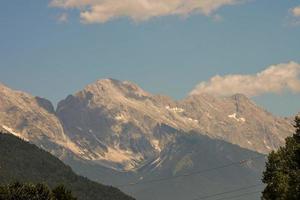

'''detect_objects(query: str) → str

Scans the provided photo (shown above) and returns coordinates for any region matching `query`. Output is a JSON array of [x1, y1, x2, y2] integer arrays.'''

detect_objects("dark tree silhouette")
[[262, 117, 300, 200], [0, 182, 76, 200], [52, 185, 77, 200]]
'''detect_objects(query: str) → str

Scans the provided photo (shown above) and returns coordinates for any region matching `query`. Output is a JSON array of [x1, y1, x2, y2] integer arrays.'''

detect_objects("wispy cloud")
[[50, 0, 243, 23], [190, 62, 300, 97], [291, 5, 300, 17], [288, 5, 300, 26]]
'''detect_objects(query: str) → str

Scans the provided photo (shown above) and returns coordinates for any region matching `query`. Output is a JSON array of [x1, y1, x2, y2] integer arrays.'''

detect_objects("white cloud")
[[291, 5, 300, 17], [190, 62, 300, 97], [50, 0, 242, 23], [289, 5, 300, 26]]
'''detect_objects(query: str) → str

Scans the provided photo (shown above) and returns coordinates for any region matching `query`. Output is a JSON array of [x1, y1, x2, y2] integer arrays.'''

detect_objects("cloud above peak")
[[291, 5, 300, 17], [190, 62, 300, 97], [50, 0, 242, 23]]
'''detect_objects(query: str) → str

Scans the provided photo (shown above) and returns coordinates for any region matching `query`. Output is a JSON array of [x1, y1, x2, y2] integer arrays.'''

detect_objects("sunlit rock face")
[[178, 93, 293, 154], [56, 79, 293, 170], [0, 83, 82, 159], [0, 79, 294, 171]]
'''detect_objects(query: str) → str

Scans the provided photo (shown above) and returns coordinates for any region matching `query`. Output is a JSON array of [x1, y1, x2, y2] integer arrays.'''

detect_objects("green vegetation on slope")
[[0, 182, 76, 200], [0, 132, 135, 200], [262, 117, 300, 199]]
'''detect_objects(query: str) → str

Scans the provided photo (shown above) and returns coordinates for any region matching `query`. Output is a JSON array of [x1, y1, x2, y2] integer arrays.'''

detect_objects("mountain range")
[[0, 79, 295, 200]]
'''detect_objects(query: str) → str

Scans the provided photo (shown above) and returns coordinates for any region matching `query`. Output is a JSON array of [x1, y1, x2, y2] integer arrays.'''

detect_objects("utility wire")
[[209, 190, 262, 200], [116, 155, 266, 188], [193, 183, 264, 200]]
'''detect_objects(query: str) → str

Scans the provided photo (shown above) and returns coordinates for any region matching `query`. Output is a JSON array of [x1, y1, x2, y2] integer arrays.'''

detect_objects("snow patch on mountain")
[[206, 112, 213, 119], [228, 113, 246, 122], [151, 139, 161, 152], [102, 147, 143, 170], [263, 139, 272, 150], [150, 156, 165, 171], [186, 117, 199, 123], [55, 139, 85, 156], [166, 106, 185, 113], [115, 113, 128, 122]]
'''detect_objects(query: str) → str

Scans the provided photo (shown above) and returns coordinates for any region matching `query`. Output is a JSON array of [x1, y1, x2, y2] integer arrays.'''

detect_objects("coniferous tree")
[[0, 182, 76, 200], [0, 182, 52, 200], [262, 117, 300, 200], [52, 185, 77, 200]]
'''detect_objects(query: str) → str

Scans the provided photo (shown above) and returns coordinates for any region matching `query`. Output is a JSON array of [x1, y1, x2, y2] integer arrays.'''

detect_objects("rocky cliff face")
[[0, 83, 82, 158], [56, 79, 293, 170], [179, 93, 293, 153], [0, 79, 294, 171], [0, 80, 295, 200]]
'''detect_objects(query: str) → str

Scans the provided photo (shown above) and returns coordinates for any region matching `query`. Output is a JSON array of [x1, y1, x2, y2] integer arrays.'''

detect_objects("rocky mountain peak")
[[0, 82, 7, 89], [0, 82, 11, 89], [35, 96, 55, 114], [0, 80, 296, 172], [0, 80, 296, 200], [81, 78, 150, 99], [0, 82, 29, 98], [187, 92, 251, 105], [230, 93, 249, 100], [229, 93, 254, 108], [0, 84, 83, 159]]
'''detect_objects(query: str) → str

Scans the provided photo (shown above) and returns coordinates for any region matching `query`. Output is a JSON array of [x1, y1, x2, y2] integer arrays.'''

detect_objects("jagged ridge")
[[0, 79, 294, 171]]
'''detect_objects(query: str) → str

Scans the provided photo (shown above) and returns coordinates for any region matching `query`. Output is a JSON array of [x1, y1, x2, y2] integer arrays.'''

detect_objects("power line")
[[193, 183, 264, 200], [116, 155, 266, 188], [210, 190, 262, 200]]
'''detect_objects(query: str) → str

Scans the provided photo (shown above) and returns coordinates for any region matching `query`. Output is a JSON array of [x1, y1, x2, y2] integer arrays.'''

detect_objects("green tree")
[[0, 182, 76, 200], [0, 182, 52, 200], [262, 117, 300, 200], [52, 185, 77, 200]]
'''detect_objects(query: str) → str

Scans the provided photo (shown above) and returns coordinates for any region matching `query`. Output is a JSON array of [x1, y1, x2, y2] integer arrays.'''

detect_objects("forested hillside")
[[0, 132, 135, 200]]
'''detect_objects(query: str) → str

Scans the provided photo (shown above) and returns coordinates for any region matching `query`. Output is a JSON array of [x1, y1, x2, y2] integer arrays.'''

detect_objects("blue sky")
[[0, 0, 300, 116]]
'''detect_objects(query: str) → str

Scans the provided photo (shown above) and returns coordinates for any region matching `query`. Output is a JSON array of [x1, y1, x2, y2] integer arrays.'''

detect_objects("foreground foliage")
[[262, 117, 300, 199], [0, 182, 76, 200]]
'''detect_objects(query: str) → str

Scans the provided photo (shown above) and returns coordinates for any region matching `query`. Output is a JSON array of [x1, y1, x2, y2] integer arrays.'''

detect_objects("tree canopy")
[[262, 117, 300, 200], [0, 182, 76, 200]]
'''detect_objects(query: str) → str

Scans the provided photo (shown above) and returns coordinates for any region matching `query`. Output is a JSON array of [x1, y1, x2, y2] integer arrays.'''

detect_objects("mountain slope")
[[67, 125, 266, 200], [56, 79, 293, 170], [0, 131, 135, 200], [179, 93, 293, 153], [0, 83, 82, 159], [0, 79, 294, 171], [0, 79, 294, 200]]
